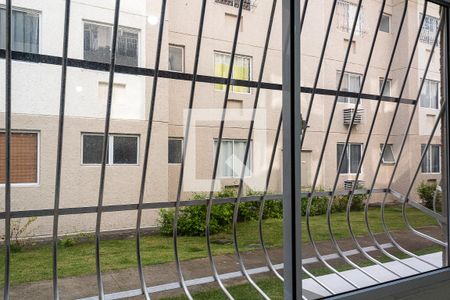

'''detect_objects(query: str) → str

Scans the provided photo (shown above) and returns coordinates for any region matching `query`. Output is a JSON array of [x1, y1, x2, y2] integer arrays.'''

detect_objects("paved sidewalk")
[[1, 226, 443, 299]]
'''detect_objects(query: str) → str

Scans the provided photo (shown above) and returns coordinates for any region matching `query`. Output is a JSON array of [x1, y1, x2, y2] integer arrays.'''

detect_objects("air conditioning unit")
[[343, 107, 364, 125], [344, 180, 364, 191]]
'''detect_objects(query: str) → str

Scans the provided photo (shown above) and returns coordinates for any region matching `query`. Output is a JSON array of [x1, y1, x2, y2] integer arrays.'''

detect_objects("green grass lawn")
[[0, 206, 440, 285]]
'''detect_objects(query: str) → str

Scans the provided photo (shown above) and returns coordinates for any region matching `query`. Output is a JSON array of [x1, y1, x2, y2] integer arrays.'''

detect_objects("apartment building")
[[0, 0, 442, 237]]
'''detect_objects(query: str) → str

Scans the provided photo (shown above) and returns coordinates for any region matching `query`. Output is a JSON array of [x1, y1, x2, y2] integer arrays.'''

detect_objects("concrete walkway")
[[2, 226, 443, 299]]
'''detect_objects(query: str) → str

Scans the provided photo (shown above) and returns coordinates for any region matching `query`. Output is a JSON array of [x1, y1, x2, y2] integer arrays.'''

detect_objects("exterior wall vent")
[[344, 179, 364, 190], [343, 107, 364, 125]]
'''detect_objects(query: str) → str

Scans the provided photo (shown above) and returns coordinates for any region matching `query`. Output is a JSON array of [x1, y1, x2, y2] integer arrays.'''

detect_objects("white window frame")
[[81, 133, 139, 166], [420, 79, 440, 109], [168, 44, 185, 72], [83, 20, 141, 67], [214, 139, 253, 178], [337, 143, 362, 175], [168, 137, 183, 164], [421, 144, 441, 174], [380, 143, 395, 164], [214, 51, 253, 94], [337, 71, 362, 103], [0, 130, 40, 187], [420, 14, 440, 45], [379, 13, 391, 33], [379, 78, 392, 97]]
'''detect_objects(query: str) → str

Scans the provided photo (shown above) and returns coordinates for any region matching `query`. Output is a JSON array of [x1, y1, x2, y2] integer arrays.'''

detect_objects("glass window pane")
[[380, 78, 391, 97], [233, 141, 251, 177], [83, 135, 104, 164], [168, 139, 182, 164], [0, 9, 39, 53], [337, 143, 348, 174], [214, 52, 230, 91], [113, 136, 138, 164], [431, 81, 439, 109], [381, 144, 395, 163], [84, 23, 112, 64], [421, 144, 430, 173], [421, 80, 431, 108], [379, 14, 390, 33], [432, 145, 440, 173], [350, 144, 361, 173], [215, 140, 233, 177], [169, 45, 184, 72], [117, 28, 138, 66], [338, 72, 348, 103]]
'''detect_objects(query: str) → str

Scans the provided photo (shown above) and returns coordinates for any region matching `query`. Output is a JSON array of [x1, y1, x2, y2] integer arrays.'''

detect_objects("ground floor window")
[[337, 143, 362, 174], [0, 132, 38, 184], [214, 139, 252, 178], [421, 144, 440, 174], [82, 133, 138, 165]]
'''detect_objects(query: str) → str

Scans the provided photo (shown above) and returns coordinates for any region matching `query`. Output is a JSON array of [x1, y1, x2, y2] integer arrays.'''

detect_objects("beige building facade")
[[0, 0, 443, 237]]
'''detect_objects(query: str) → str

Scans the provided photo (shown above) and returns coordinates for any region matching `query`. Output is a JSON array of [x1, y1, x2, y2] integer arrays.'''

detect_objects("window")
[[420, 79, 439, 109], [169, 44, 184, 72], [0, 132, 38, 184], [214, 140, 252, 178], [0, 8, 39, 53], [380, 144, 395, 164], [337, 71, 361, 103], [421, 144, 440, 173], [379, 14, 391, 33], [214, 52, 252, 93], [84, 22, 139, 67], [168, 138, 183, 164], [379, 78, 392, 97], [337, 143, 362, 174], [214, 0, 253, 10], [336, 0, 364, 35], [82, 134, 138, 165], [420, 14, 440, 45]]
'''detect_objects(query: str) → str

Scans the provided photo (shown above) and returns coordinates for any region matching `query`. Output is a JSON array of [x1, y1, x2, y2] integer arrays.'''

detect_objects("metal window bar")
[[95, 1, 121, 298], [1, 0, 450, 300]]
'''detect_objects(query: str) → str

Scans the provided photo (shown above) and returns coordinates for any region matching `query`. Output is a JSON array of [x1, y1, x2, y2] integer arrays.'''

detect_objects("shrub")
[[59, 237, 77, 248], [417, 181, 441, 211]]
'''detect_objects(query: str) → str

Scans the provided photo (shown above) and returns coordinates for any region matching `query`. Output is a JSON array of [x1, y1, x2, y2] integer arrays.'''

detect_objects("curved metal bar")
[[259, 116, 284, 282], [399, 86, 447, 246], [3, 0, 12, 299], [135, 1, 168, 299], [304, 0, 364, 288], [205, 0, 245, 298], [300, 0, 338, 148], [231, 1, 277, 297], [172, 1, 207, 299], [341, 0, 422, 273], [377, 7, 444, 268], [324, 0, 402, 280], [356, 1, 440, 269], [94, 1, 121, 299], [52, 1, 72, 299], [302, 266, 335, 295]]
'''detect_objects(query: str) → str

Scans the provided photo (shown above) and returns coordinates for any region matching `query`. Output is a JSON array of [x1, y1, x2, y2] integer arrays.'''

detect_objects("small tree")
[[417, 181, 441, 211]]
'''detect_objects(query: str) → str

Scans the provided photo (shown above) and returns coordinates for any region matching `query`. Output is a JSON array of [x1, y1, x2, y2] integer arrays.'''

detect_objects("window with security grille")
[[84, 22, 139, 66], [337, 143, 362, 174], [420, 79, 439, 109], [82, 134, 138, 165], [214, 139, 252, 178], [420, 14, 440, 45], [421, 144, 441, 173], [337, 71, 361, 103], [0, 132, 38, 184], [0, 8, 39, 53], [214, 52, 252, 93], [336, 0, 364, 35]]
